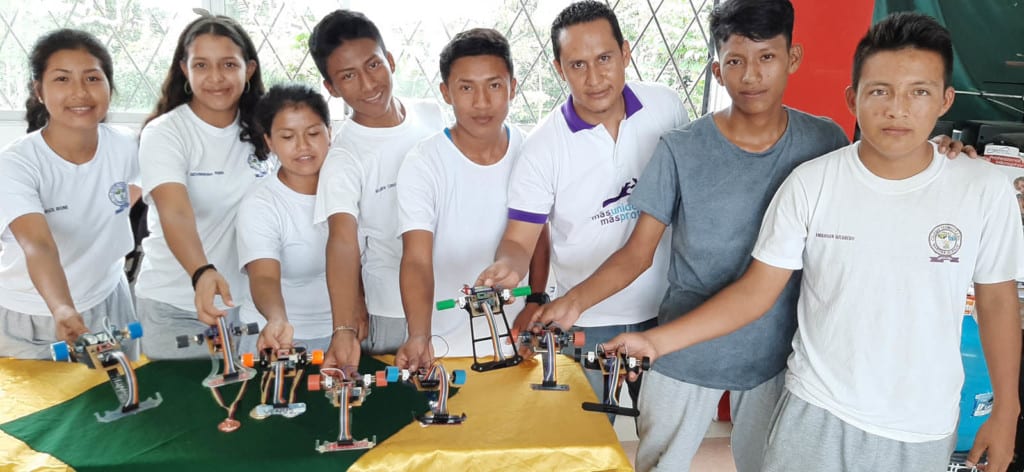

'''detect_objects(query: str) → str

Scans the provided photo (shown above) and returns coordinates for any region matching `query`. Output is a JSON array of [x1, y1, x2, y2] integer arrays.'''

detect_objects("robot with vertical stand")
[[435, 285, 531, 372], [176, 317, 259, 387], [308, 368, 390, 452], [242, 347, 324, 419], [514, 324, 585, 391], [580, 345, 650, 417], [384, 363, 467, 425], [50, 320, 162, 422]]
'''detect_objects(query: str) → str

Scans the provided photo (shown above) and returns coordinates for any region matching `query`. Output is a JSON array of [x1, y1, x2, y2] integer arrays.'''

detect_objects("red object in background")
[[716, 391, 731, 422], [784, 0, 875, 140]]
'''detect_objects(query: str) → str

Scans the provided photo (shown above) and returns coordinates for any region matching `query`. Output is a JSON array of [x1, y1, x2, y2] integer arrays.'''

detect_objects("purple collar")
[[560, 84, 643, 133]]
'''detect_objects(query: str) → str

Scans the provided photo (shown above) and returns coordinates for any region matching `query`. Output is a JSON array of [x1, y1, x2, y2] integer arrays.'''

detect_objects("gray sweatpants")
[[361, 314, 407, 354], [137, 297, 242, 360], [0, 276, 138, 360], [636, 368, 785, 472], [763, 388, 956, 472]]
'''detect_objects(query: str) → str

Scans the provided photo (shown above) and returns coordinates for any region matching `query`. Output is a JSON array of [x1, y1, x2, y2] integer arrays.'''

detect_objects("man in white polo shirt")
[[477, 0, 688, 407]]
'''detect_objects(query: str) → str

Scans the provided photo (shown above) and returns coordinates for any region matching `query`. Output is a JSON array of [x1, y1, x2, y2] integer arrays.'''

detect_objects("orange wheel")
[[307, 374, 321, 391], [375, 370, 387, 386], [241, 352, 255, 368], [573, 331, 586, 348], [311, 349, 324, 365]]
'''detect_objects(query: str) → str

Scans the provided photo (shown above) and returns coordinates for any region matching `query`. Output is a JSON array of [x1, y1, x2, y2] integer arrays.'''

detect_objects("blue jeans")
[[566, 317, 658, 423]]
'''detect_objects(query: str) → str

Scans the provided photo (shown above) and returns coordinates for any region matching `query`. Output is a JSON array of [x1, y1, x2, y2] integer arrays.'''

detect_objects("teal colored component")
[[385, 366, 400, 383], [452, 370, 466, 386], [956, 313, 993, 452], [50, 341, 70, 362], [127, 321, 143, 339]]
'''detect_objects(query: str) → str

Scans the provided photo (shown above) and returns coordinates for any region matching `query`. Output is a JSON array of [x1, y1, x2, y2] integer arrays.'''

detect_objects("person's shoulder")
[[791, 141, 856, 176], [787, 108, 849, 140], [140, 105, 188, 141], [405, 130, 448, 163], [99, 124, 140, 152], [239, 177, 280, 211], [402, 98, 445, 125], [630, 81, 677, 100], [0, 130, 42, 160]]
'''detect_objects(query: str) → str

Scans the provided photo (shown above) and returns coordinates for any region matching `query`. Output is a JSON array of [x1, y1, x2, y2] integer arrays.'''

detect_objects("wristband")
[[191, 264, 217, 290], [332, 325, 358, 337], [526, 292, 551, 305]]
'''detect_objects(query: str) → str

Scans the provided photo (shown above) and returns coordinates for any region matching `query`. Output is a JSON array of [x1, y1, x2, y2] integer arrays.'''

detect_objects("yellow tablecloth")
[[0, 355, 632, 471]]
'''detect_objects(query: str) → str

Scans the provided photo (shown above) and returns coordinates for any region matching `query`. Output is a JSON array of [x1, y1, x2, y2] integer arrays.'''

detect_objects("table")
[[0, 354, 632, 471]]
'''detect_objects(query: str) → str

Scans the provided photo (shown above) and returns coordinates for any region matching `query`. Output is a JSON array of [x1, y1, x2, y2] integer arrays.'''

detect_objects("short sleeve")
[[138, 124, 189, 200], [236, 188, 283, 272], [313, 147, 362, 225], [0, 152, 44, 230], [506, 134, 557, 223], [751, 172, 810, 270], [973, 175, 1024, 284], [396, 145, 439, 236], [631, 136, 680, 226]]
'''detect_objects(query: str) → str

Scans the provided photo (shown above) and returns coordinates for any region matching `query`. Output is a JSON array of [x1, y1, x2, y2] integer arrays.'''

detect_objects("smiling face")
[[553, 18, 630, 125], [712, 34, 800, 117], [35, 48, 111, 133], [180, 33, 256, 126], [441, 54, 516, 142], [322, 37, 398, 127], [264, 104, 330, 181], [846, 47, 954, 168]]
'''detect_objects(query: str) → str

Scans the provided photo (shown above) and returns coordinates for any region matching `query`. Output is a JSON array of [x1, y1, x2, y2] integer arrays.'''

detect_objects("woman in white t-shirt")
[[236, 84, 333, 355], [136, 15, 273, 359], [0, 29, 139, 359]]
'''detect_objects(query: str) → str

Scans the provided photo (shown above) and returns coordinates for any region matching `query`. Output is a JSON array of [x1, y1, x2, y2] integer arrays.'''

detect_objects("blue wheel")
[[127, 321, 143, 339], [50, 341, 70, 362], [452, 369, 466, 386], [385, 365, 400, 383]]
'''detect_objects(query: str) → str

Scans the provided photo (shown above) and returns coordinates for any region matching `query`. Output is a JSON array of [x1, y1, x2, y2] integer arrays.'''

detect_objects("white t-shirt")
[[397, 127, 526, 357], [236, 175, 331, 340], [136, 104, 276, 311], [0, 124, 138, 315], [507, 82, 689, 326], [314, 99, 444, 319], [753, 142, 1024, 442]]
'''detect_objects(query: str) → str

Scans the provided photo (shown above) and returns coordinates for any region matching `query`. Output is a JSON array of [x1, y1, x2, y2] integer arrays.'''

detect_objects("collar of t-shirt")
[[850, 140, 944, 195], [443, 125, 510, 142], [559, 84, 643, 133], [182, 103, 240, 138]]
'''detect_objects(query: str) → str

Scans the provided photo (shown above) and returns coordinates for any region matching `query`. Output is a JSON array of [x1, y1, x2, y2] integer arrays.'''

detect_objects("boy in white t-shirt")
[[394, 28, 547, 368], [308, 10, 445, 371], [609, 13, 1024, 472]]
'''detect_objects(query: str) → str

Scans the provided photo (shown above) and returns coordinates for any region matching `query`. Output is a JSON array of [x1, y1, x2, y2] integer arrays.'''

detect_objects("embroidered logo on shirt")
[[602, 178, 637, 207], [928, 224, 961, 263], [590, 178, 641, 227], [248, 154, 269, 178], [108, 181, 129, 214]]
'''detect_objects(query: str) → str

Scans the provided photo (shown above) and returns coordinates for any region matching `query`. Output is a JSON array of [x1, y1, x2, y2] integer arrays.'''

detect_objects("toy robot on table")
[[435, 285, 531, 372], [308, 367, 390, 453], [384, 362, 467, 425], [175, 317, 259, 388], [513, 323, 585, 391], [580, 345, 650, 417], [242, 347, 324, 419], [50, 320, 163, 422]]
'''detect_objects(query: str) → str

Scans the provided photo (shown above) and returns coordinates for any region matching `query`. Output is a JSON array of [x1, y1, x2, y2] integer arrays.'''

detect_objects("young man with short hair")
[[609, 12, 1023, 472], [308, 10, 444, 370]]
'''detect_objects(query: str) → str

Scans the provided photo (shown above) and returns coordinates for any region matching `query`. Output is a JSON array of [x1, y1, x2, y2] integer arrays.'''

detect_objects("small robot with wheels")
[[514, 324, 585, 391], [308, 368, 390, 452], [436, 285, 531, 372], [580, 345, 650, 417], [242, 347, 324, 419], [50, 320, 163, 422], [384, 363, 467, 425], [175, 317, 259, 387]]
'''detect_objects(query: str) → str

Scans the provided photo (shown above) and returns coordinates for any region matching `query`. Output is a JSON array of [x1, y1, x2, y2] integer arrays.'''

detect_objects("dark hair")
[[439, 28, 513, 83], [25, 29, 115, 133], [852, 12, 953, 89], [550, 1, 624, 61], [309, 10, 387, 83], [144, 15, 268, 159], [254, 84, 330, 137], [709, 0, 794, 50]]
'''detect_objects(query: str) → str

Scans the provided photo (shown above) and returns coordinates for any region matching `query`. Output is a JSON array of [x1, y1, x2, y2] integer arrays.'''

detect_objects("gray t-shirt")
[[630, 107, 849, 390]]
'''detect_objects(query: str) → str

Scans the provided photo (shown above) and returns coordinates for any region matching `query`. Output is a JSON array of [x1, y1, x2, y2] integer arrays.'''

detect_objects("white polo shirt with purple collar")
[[507, 82, 689, 327]]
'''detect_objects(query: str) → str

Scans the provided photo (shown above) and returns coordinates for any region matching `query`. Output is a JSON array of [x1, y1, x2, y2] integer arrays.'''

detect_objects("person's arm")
[[395, 230, 435, 371], [966, 280, 1021, 471], [512, 224, 551, 334], [322, 213, 366, 371], [476, 220, 545, 289], [535, 213, 667, 330], [607, 259, 793, 364], [8, 214, 88, 343], [149, 183, 232, 324], [245, 258, 293, 351]]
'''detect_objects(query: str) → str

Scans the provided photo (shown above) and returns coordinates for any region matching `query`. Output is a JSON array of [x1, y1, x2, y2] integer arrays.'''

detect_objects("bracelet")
[[332, 325, 358, 337], [191, 264, 217, 290]]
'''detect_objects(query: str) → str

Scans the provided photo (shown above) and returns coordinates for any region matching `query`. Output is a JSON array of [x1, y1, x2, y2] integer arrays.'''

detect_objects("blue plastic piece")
[[127, 321, 143, 339], [50, 341, 70, 362], [385, 366, 400, 383], [452, 369, 466, 386], [956, 313, 993, 452]]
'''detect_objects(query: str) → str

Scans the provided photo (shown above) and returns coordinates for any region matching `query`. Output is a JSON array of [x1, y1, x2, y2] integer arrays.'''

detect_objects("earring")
[[244, 81, 251, 94], [184, 81, 193, 95]]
